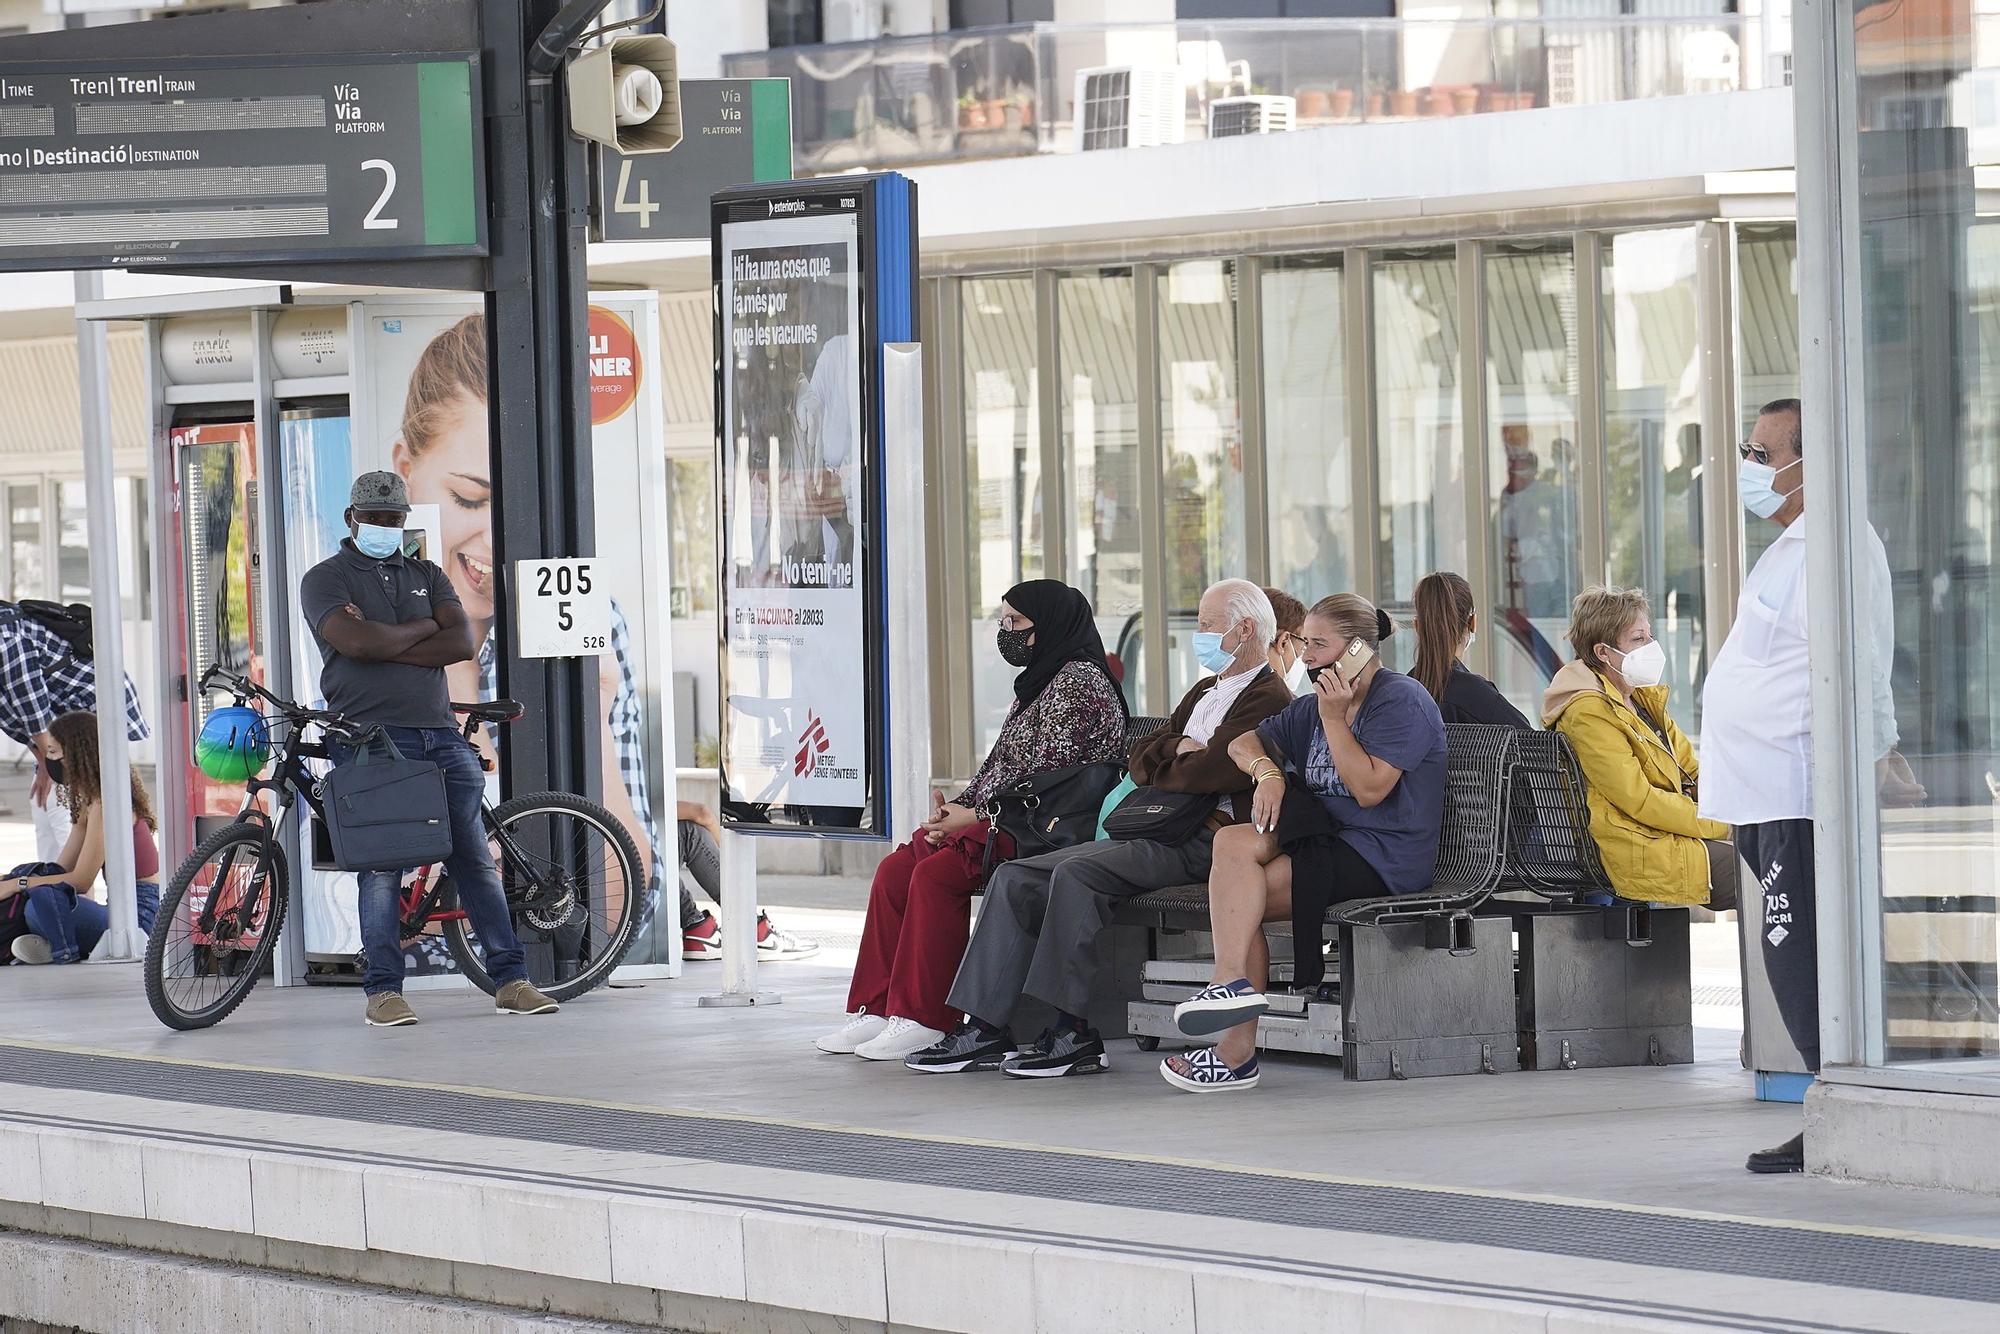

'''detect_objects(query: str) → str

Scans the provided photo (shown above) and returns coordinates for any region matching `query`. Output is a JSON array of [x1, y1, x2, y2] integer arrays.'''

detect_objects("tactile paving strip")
[[0, 1041, 1992, 1307]]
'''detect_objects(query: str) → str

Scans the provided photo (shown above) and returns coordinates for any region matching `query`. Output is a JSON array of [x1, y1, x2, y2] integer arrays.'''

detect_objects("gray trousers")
[[948, 828, 1216, 1027]]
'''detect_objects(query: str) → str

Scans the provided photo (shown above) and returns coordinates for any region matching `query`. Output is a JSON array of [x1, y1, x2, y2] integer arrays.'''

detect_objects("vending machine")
[[134, 291, 679, 986]]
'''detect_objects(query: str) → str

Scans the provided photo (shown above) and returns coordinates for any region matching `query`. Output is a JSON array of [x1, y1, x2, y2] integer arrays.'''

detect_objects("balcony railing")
[[721, 17, 1760, 175]]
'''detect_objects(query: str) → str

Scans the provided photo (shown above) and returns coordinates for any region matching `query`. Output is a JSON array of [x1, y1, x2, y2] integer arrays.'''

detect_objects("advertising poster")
[[717, 212, 871, 825], [323, 300, 677, 971]]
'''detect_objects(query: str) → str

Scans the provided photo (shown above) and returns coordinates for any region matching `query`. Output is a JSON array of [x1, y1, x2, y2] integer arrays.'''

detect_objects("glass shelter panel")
[[963, 275, 1046, 751], [1261, 254, 1352, 610], [7, 483, 41, 601], [1372, 250, 1465, 668], [1485, 240, 1582, 720], [1058, 269, 1143, 711], [1843, 19, 2000, 1072], [1736, 223, 1800, 573], [1604, 227, 1707, 735], [1160, 260, 1245, 704]]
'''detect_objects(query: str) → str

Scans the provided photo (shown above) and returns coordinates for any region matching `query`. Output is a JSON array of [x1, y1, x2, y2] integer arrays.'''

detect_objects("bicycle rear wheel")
[[144, 822, 288, 1031], [443, 790, 647, 1001]]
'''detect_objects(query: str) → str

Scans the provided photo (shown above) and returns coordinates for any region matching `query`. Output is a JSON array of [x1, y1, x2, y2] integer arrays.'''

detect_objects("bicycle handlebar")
[[197, 665, 368, 744]]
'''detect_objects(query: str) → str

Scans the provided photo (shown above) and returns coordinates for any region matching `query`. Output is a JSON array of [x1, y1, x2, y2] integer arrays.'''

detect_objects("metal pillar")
[[482, 0, 600, 805], [73, 269, 138, 961]]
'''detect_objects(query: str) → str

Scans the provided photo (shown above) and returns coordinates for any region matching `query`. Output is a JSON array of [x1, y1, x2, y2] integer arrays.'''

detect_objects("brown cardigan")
[[1127, 666, 1298, 824]]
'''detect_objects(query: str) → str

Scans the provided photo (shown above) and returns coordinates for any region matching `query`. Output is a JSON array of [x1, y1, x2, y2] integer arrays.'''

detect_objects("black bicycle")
[[143, 665, 647, 1031]]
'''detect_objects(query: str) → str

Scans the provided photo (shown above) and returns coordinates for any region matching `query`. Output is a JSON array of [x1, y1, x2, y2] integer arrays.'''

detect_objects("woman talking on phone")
[[1160, 593, 1447, 1092]]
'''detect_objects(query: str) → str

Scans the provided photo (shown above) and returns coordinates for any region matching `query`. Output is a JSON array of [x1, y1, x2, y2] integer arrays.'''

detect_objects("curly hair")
[[49, 710, 157, 830]]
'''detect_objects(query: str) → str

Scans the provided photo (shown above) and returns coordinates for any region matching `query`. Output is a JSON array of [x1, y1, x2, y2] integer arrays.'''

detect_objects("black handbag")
[[981, 761, 1124, 871], [1100, 785, 1218, 846], [321, 727, 453, 872]]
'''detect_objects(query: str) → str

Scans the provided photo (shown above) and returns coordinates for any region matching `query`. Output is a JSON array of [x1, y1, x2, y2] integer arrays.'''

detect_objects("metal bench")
[[1121, 723, 1522, 1079], [1494, 729, 1694, 1072]]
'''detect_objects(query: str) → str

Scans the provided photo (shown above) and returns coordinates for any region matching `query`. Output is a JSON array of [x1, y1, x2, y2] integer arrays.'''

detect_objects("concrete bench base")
[[1340, 917, 1522, 1080], [1513, 905, 1695, 1071]]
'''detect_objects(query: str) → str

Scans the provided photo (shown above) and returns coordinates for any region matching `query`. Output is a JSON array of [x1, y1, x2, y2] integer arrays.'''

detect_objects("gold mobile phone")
[[1333, 639, 1374, 686]]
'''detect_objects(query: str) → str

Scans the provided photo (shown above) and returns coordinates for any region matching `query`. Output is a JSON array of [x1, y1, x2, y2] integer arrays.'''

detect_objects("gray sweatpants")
[[678, 822, 721, 929], [948, 828, 1216, 1027]]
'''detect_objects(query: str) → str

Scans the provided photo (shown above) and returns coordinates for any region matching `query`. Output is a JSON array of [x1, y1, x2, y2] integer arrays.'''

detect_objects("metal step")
[[1127, 998, 1343, 1057]]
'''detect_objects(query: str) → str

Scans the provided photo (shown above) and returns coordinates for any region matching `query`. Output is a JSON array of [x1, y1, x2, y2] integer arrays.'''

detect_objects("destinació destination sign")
[[0, 54, 485, 271]]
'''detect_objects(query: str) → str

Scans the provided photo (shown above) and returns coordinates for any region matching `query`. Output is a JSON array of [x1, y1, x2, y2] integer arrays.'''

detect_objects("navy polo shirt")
[[299, 539, 460, 728]]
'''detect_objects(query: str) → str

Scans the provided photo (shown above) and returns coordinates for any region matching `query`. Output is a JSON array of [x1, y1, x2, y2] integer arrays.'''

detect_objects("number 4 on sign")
[[614, 159, 658, 228]]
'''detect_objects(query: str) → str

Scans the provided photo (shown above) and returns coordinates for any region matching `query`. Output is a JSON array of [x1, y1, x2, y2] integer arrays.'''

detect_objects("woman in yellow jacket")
[[1541, 587, 1737, 909]]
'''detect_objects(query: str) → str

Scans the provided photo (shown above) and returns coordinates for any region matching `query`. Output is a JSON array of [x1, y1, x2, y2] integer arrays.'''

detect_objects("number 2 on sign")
[[614, 160, 659, 229], [362, 160, 399, 230]]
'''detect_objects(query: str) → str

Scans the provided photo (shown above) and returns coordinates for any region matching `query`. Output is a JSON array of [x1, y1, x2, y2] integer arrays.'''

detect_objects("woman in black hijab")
[[818, 579, 1128, 1062]]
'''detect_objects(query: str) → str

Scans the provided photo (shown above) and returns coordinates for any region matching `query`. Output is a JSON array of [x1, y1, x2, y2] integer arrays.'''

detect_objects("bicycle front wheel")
[[144, 822, 288, 1031], [443, 790, 647, 1001]]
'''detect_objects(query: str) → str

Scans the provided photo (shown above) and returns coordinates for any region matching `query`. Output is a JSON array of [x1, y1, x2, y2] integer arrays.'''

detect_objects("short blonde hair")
[[1567, 586, 1649, 664]]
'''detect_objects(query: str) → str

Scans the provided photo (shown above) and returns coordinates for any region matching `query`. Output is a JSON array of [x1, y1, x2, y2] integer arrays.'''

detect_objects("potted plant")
[[1329, 88, 1354, 118], [958, 92, 984, 130], [1452, 86, 1480, 115], [1299, 89, 1332, 119], [1366, 91, 1386, 119], [1390, 89, 1417, 117], [983, 95, 1008, 127]]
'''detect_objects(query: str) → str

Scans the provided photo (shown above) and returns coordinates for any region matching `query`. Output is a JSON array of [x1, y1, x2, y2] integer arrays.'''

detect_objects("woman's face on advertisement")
[[395, 391, 494, 621]]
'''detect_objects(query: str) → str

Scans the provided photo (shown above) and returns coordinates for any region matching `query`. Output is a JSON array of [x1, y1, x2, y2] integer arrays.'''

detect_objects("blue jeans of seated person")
[[344, 727, 526, 996], [6, 862, 159, 962]]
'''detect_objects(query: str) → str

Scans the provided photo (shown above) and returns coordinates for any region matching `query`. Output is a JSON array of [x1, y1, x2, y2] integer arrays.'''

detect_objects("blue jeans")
[[347, 727, 526, 995], [7, 862, 158, 962]]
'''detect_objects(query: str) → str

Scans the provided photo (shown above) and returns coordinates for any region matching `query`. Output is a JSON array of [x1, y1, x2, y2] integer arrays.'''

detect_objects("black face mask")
[[997, 627, 1034, 667], [1304, 664, 1328, 685], [44, 756, 64, 785]]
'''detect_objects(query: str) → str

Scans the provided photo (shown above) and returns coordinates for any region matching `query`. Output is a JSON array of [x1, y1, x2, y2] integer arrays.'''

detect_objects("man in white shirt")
[[907, 580, 1296, 1078], [1699, 398, 1919, 1175]]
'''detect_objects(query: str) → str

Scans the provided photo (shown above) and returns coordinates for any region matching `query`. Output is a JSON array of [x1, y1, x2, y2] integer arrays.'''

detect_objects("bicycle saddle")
[[452, 699, 527, 723]]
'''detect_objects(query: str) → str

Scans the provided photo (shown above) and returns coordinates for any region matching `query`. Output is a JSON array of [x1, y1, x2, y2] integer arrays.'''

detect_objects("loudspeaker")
[[567, 35, 682, 155]]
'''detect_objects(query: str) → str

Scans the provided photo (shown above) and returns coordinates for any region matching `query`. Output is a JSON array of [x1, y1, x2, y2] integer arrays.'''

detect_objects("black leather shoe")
[[903, 1022, 1016, 1073], [1746, 1132, 1805, 1174]]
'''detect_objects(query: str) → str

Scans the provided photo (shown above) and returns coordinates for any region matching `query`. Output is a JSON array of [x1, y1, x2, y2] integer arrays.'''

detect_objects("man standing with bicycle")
[[299, 472, 559, 1027]]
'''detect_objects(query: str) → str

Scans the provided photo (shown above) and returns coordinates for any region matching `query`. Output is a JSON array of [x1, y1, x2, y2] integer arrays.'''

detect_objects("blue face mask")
[[354, 522, 405, 559], [1192, 628, 1238, 675], [1738, 455, 1801, 520]]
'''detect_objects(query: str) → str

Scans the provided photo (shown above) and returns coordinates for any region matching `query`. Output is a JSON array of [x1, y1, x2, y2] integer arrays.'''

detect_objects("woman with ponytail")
[[1410, 572, 1531, 728], [1160, 593, 1447, 1092]]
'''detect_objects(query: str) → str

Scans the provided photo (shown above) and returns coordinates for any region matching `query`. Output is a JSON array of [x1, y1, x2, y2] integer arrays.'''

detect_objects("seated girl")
[[1, 711, 160, 964]]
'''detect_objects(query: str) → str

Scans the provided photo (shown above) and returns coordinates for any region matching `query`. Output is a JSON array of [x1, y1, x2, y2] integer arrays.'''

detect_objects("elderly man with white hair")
[[905, 579, 1298, 1078]]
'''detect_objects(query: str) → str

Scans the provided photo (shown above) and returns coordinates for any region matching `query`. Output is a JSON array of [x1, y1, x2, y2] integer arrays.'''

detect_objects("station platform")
[[0, 936, 1993, 1334]]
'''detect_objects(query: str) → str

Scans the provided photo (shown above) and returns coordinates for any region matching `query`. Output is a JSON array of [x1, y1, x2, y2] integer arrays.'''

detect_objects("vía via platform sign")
[[0, 54, 485, 271]]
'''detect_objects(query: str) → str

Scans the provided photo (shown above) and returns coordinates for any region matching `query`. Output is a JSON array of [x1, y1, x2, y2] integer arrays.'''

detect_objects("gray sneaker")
[[364, 992, 418, 1027], [10, 935, 52, 966], [495, 979, 560, 1016]]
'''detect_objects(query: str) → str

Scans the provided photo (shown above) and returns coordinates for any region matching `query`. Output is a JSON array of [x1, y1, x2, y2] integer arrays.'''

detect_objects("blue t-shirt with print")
[[1255, 669, 1448, 893]]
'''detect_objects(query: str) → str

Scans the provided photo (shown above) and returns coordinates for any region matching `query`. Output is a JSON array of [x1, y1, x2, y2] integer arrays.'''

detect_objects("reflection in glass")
[[58, 479, 90, 602], [1059, 269, 1141, 711], [963, 275, 1044, 751], [1736, 223, 1799, 573], [1160, 260, 1244, 704], [1372, 250, 1464, 669], [1485, 240, 1581, 719], [1604, 227, 1706, 734], [1849, 20, 2000, 1068], [1262, 254, 1350, 611]]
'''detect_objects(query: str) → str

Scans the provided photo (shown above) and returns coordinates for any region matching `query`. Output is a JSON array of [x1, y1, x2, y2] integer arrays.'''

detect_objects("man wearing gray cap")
[[298, 471, 558, 1027]]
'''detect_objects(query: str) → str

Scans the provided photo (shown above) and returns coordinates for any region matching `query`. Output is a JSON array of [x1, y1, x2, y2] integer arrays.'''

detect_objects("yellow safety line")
[[2, 1034, 1993, 1253]]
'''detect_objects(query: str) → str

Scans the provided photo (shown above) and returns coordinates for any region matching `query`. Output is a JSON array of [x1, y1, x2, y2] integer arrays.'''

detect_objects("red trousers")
[[847, 824, 1009, 1032]]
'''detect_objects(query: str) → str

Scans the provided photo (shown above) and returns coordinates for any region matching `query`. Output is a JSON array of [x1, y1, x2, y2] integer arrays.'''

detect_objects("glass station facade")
[[916, 218, 1804, 776]]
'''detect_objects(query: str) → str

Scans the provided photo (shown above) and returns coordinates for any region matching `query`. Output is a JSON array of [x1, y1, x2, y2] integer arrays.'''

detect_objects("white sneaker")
[[854, 1016, 948, 1062], [816, 1012, 889, 1054], [10, 935, 52, 966]]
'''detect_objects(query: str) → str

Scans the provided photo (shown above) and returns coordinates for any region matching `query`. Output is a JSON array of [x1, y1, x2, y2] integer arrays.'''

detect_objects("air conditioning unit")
[[1208, 95, 1295, 138], [1073, 65, 1187, 152]]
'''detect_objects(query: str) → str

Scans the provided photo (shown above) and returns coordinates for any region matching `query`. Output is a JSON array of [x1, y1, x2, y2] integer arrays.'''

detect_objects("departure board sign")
[[0, 55, 485, 271], [594, 79, 792, 243]]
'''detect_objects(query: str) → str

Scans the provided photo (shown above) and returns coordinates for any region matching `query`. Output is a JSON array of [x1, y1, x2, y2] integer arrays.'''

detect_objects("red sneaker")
[[756, 912, 820, 960], [682, 911, 723, 960]]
